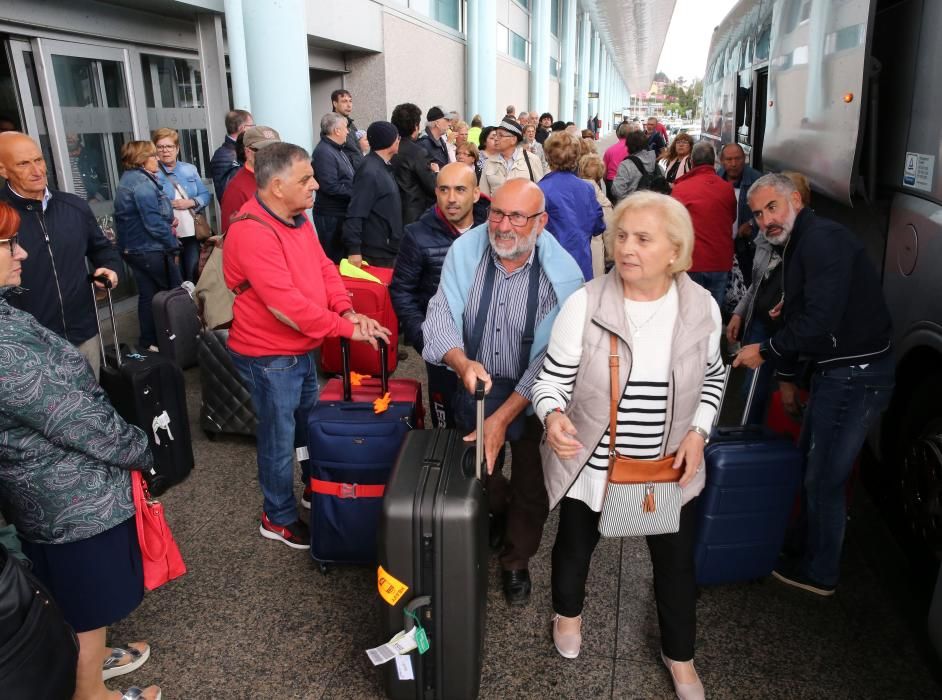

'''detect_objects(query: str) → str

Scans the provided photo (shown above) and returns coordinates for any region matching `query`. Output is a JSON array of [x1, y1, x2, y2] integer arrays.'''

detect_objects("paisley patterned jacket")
[[0, 292, 154, 544]]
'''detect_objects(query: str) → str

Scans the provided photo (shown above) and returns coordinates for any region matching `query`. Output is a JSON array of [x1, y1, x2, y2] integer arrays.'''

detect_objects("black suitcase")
[[152, 286, 201, 368], [197, 328, 257, 438], [377, 381, 487, 700], [92, 276, 194, 496]]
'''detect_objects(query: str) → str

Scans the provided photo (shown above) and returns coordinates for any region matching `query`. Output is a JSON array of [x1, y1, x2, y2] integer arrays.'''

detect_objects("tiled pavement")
[[104, 342, 942, 699]]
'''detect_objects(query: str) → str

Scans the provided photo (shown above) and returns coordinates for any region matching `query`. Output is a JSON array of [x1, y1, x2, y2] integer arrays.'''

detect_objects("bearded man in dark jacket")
[[391, 162, 487, 427]]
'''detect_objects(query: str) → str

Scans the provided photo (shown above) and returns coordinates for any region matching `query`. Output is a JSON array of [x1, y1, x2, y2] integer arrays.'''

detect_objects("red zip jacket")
[[224, 195, 355, 356], [671, 164, 737, 272]]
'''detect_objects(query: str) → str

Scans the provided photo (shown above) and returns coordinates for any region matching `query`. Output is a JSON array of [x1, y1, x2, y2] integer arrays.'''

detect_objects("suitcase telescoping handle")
[[711, 362, 763, 430], [89, 273, 122, 369], [339, 336, 389, 401], [474, 378, 486, 481]]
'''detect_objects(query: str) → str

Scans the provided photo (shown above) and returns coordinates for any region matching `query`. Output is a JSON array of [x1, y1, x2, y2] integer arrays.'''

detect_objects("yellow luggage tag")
[[339, 258, 382, 284]]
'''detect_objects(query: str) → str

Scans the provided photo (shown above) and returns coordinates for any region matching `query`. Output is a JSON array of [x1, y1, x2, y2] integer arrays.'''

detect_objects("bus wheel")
[[898, 377, 942, 559]]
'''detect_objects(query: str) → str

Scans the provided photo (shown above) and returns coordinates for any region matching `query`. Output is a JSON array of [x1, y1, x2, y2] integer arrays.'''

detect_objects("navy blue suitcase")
[[694, 367, 803, 585], [307, 341, 417, 569]]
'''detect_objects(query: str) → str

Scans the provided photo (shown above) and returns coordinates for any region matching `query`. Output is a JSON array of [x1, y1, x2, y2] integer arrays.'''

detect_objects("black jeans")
[[124, 250, 182, 348], [551, 496, 698, 661], [311, 213, 344, 264]]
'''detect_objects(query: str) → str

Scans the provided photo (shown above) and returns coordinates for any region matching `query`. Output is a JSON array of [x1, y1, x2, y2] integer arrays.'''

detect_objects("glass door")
[[32, 38, 142, 300]]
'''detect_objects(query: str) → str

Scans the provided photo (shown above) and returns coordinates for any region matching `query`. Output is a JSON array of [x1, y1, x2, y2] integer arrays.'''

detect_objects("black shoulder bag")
[[0, 543, 79, 698], [451, 251, 542, 440], [522, 148, 536, 182]]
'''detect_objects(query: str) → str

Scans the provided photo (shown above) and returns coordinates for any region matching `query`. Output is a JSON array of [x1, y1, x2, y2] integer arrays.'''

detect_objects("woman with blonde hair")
[[577, 152, 613, 276], [538, 132, 606, 280], [533, 191, 723, 700]]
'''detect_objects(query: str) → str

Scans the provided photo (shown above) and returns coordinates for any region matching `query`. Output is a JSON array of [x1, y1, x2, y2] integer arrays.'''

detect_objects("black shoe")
[[502, 568, 531, 606], [488, 512, 507, 551]]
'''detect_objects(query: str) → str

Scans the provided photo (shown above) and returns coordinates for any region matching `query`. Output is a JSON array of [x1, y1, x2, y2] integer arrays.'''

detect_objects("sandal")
[[120, 686, 162, 700], [103, 642, 150, 680]]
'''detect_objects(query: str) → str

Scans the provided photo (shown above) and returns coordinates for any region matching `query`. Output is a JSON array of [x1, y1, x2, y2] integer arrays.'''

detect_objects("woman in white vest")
[[532, 191, 724, 700]]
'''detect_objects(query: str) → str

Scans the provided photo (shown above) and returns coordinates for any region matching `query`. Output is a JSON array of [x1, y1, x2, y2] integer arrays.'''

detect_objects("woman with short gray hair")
[[533, 191, 724, 699]]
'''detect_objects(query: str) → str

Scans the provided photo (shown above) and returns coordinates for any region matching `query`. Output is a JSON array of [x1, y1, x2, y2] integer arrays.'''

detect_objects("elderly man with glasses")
[[422, 178, 584, 606]]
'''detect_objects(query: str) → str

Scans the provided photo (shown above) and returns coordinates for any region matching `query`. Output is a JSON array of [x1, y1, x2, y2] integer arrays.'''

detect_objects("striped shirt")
[[422, 246, 558, 400], [532, 283, 724, 510]]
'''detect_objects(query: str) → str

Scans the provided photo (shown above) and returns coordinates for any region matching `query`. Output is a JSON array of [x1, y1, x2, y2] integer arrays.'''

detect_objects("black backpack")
[[627, 155, 672, 194]]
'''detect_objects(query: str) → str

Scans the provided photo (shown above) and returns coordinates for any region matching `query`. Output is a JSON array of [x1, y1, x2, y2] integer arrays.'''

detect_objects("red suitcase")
[[320, 265, 399, 376], [319, 339, 425, 429]]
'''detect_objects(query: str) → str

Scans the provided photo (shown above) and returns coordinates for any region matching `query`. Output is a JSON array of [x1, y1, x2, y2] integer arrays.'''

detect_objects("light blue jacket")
[[156, 160, 211, 211]]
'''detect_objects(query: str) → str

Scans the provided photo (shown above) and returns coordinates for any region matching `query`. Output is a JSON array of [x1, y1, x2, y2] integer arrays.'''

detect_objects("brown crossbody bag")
[[597, 334, 682, 537]]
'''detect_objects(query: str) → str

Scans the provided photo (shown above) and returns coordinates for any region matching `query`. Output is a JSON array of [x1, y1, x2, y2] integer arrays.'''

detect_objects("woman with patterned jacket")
[[0, 200, 162, 700]]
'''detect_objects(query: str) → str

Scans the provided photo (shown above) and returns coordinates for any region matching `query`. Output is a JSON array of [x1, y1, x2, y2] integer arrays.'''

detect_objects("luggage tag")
[[365, 627, 418, 666], [405, 609, 430, 655]]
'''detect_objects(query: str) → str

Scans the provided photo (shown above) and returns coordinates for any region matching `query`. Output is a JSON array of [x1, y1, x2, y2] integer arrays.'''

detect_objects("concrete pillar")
[[241, 0, 312, 149], [577, 12, 591, 131], [558, 0, 578, 123], [467, 0, 496, 125], [589, 31, 600, 123], [599, 47, 608, 131], [529, 0, 551, 117], [195, 13, 229, 150], [223, 0, 251, 112]]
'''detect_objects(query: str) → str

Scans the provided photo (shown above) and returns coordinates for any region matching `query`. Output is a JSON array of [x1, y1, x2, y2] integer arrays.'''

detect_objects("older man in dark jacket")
[[0, 131, 121, 378], [735, 173, 894, 598], [391, 162, 486, 427], [210, 109, 253, 200], [343, 122, 402, 268], [390, 103, 439, 226], [718, 142, 762, 285], [312, 112, 355, 262]]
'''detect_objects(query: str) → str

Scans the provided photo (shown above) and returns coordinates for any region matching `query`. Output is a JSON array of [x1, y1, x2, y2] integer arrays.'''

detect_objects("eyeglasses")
[[155, 144, 177, 151], [488, 209, 544, 227], [4, 234, 19, 255]]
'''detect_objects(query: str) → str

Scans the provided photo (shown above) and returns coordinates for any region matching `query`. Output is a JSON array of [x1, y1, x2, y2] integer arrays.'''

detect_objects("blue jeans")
[[124, 250, 182, 348], [688, 271, 729, 310], [795, 354, 894, 585], [178, 236, 201, 283], [229, 349, 319, 526]]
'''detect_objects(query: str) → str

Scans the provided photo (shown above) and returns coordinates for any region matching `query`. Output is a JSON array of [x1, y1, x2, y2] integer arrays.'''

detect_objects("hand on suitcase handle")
[[350, 315, 391, 350], [90, 269, 118, 290]]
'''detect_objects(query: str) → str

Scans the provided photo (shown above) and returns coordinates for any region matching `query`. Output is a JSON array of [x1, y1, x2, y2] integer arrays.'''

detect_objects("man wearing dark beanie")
[[344, 121, 403, 268]]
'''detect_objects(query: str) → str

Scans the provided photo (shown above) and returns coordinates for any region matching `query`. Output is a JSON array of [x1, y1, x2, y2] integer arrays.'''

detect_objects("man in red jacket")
[[671, 141, 737, 308], [224, 142, 390, 548]]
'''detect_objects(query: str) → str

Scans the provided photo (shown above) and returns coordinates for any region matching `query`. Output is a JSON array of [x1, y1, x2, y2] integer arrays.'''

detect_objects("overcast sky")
[[656, 0, 740, 82]]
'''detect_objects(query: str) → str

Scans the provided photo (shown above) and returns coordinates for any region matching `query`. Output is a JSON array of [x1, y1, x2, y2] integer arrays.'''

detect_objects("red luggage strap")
[[309, 478, 385, 499]]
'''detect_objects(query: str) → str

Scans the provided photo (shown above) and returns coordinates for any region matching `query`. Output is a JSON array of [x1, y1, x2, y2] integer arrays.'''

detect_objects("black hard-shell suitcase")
[[197, 328, 257, 438], [378, 381, 487, 700], [92, 276, 194, 496], [152, 286, 201, 368], [694, 366, 803, 585]]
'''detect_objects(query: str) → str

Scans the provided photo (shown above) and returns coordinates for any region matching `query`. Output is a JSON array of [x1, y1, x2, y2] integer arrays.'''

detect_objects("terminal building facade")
[[0, 0, 670, 231]]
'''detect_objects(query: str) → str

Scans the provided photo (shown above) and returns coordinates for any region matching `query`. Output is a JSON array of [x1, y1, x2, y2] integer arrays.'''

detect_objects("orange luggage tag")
[[373, 392, 392, 414]]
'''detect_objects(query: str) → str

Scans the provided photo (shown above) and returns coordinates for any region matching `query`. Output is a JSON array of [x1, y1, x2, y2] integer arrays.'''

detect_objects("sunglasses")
[[5, 234, 19, 255]]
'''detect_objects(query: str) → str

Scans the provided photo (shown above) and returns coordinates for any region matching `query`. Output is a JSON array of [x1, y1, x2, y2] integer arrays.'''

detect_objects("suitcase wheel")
[[203, 429, 217, 441], [317, 561, 329, 575]]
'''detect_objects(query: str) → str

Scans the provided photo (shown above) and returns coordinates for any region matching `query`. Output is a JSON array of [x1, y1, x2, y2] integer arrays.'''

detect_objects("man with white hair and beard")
[[734, 173, 894, 597], [422, 178, 584, 606]]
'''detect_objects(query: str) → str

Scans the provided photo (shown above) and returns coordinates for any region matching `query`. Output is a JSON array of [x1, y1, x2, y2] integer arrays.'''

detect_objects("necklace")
[[626, 294, 669, 336]]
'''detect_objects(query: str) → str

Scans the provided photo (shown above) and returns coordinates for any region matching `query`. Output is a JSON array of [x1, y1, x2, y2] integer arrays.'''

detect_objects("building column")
[[599, 46, 609, 130], [467, 0, 496, 125], [558, 0, 577, 123], [589, 31, 600, 124], [577, 12, 591, 131], [223, 0, 251, 112], [196, 13, 229, 150], [529, 0, 551, 116], [241, 0, 312, 149]]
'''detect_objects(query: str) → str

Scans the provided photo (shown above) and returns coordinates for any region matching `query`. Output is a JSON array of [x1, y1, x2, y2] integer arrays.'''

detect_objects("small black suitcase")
[[152, 286, 201, 368], [92, 276, 194, 496], [377, 382, 487, 700], [197, 328, 257, 438]]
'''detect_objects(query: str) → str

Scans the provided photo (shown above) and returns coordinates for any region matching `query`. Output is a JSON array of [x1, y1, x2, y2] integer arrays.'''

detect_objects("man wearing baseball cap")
[[479, 116, 545, 198], [343, 121, 403, 268], [221, 125, 284, 233], [418, 106, 453, 168]]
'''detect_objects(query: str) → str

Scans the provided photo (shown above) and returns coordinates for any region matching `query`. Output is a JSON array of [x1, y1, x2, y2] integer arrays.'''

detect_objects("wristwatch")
[[690, 426, 710, 444]]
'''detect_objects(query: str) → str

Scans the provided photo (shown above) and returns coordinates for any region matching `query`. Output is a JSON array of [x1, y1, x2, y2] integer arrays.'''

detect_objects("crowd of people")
[[0, 88, 895, 699]]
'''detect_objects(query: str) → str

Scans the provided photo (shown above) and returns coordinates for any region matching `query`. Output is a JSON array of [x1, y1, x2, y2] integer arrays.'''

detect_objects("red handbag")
[[132, 471, 186, 590]]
